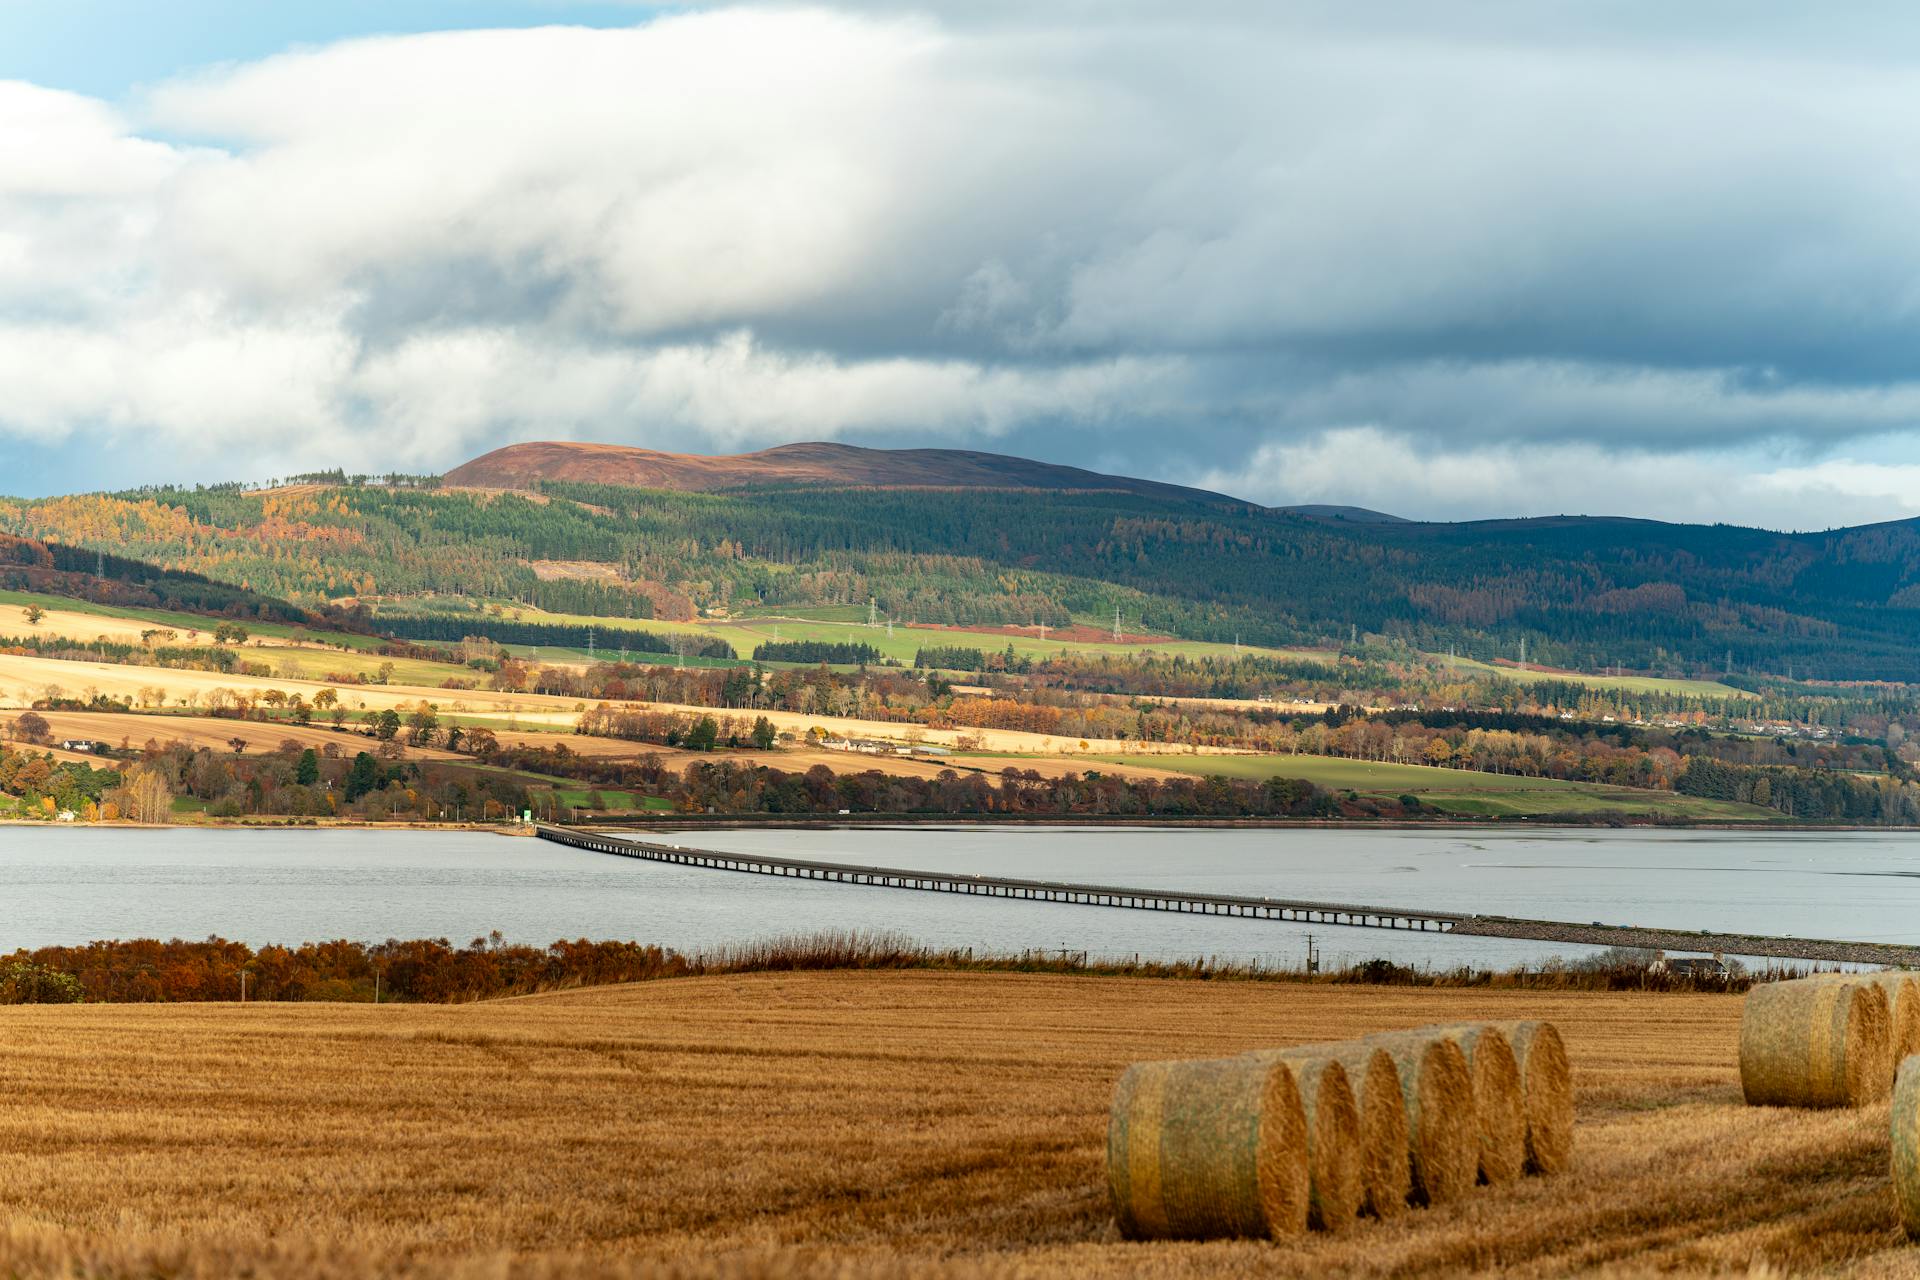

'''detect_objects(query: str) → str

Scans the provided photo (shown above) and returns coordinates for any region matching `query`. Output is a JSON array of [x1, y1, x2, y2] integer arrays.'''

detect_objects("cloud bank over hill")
[[5, 3, 1920, 525]]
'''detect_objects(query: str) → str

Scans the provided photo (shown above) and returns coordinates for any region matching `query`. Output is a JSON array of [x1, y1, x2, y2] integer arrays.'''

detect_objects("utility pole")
[[238, 971, 251, 1003], [1304, 934, 1320, 975], [374, 968, 382, 1005]]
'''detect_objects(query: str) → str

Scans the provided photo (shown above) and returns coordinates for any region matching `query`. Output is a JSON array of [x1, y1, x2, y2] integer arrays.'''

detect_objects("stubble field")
[[0, 652, 1221, 756], [1, 970, 1912, 1278]]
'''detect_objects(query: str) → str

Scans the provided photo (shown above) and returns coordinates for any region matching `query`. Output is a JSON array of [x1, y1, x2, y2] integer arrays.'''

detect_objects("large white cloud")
[[1207, 428, 1920, 528], [5, 4, 1920, 524]]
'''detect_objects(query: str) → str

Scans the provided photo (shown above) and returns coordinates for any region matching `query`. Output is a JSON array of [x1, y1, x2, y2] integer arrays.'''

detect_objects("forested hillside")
[[2, 445, 1918, 682], [0, 532, 326, 626]]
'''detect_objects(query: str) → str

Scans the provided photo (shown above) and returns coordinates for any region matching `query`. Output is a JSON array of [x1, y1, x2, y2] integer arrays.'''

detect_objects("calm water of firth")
[[2, 825, 1917, 969]]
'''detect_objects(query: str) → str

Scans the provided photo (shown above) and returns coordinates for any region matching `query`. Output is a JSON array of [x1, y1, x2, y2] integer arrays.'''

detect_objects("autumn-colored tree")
[[405, 703, 439, 746], [109, 764, 174, 824]]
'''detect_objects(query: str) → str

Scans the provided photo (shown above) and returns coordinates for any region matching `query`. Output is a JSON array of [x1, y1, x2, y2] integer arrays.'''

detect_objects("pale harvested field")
[[12, 744, 114, 769], [0, 652, 1240, 758], [0, 652, 590, 719], [1, 602, 192, 647], [0, 602, 315, 651], [6, 706, 1182, 787], [625, 699, 1245, 757], [487, 733, 1184, 782], [17, 711, 462, 761], [0, 972, 1912, 1278]]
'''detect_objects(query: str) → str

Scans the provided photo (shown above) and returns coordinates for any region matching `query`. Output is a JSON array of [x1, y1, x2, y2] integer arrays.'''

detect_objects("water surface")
[[3, 825, 1914, 969]]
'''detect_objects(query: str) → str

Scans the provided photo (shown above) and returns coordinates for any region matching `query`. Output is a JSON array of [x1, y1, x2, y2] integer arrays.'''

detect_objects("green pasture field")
[[546, 788, 672, 813], [240, 647, 479, 688], [1085, 751, 1783, 822], [0, 589, 382, 651], [429, 714, 574, 734], [1429, 653, 1756, 701], [395, 601, 1335, 667], [502, 643, 746, 671]]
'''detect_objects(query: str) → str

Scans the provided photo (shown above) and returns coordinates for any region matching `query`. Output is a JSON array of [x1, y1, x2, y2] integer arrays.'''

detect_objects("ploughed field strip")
[[544, 824, 1920, 967]]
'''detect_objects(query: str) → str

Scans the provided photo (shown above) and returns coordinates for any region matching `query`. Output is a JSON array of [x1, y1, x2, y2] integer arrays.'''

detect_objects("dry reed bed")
[[1, 972, 1916, 1278]]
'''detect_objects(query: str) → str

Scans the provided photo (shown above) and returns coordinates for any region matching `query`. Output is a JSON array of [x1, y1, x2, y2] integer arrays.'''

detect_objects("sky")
[[6, 1, 1920, 527]]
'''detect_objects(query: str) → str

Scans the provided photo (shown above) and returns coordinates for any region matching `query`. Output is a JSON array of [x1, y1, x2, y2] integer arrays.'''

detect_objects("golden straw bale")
[[1894, 1055, 1920, 1239], [1107, 1055, 1310, 1240], [1265, 1041, 1411, 1219], [1861, 973, 1920, 1087], [1240, 1051, 1363, 1230], [1360, 1029, 1477, 1205], [1492, 1020, 1574, 1175], [1740, 975, 1892, 1108], [1427, 1024, 1526, 1185]]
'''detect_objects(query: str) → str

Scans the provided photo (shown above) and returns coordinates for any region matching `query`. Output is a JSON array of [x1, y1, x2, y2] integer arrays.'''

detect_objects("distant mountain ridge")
[[7, 440, 1915, 681], [443, 439, 1404, 520]]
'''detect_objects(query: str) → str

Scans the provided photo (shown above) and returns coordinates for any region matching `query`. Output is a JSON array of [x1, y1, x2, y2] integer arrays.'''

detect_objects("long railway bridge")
[[534, 824, 1920, 967]]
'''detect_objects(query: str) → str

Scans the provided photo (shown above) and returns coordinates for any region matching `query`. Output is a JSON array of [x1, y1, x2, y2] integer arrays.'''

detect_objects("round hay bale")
[[1241, 1052, 1364, 1230], [1429, 1024, 1526, 1185], [1861, 973, 1920, 1088], [1261, 1042, 1411, 1219], [1740, 975, 1892, 1108], [1492, 1020, 1574, 1175], [1107, 1055, 1310, 1240], [1894, 1055, 1920, 1239], [1360, 1030, 1477, 1205]]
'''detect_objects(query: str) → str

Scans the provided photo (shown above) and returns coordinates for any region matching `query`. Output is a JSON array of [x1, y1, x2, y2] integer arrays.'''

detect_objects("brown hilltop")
[[442, 440, 1251, 504]]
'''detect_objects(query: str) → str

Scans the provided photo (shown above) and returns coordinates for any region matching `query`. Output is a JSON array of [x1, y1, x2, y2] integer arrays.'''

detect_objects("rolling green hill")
[[1, 442, 1917, 683]]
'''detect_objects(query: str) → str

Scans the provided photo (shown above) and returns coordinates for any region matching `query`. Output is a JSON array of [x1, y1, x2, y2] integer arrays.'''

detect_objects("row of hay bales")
[[1737, 971, 1920, 1240], [1107, 1020, 1572, 1240], [1739, 971, 1919, 1108]]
